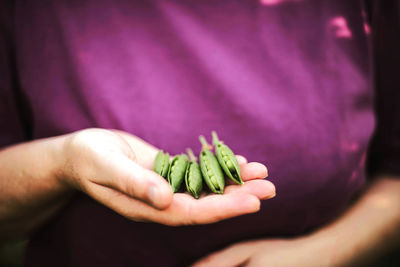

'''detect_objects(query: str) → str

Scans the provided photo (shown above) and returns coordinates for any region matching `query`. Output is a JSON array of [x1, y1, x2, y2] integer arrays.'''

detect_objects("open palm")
[[63, 129, 275, 226]]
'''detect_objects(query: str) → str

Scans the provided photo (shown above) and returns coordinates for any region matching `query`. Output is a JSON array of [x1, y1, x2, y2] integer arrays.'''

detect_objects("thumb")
[[92, 154, 173, 209]]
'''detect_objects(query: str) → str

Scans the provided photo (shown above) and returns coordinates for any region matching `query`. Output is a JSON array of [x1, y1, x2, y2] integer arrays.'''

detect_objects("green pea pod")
[[153, 150, 170, 178], [212, 131, 243, 185], [185, 149, 203, 199], [199, 136, 225, 194], [167, 154, 189, 193]]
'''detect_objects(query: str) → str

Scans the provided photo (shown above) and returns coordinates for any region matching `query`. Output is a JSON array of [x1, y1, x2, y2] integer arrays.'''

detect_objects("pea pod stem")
[[211, 131, 221, 146], [199, 135, 213, 150], [186, 148, 197, 162]]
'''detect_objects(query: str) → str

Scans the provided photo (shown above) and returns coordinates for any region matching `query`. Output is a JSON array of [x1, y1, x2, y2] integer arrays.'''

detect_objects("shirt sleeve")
[[0, 0, 31, 148], [366, 0, 400, 178]]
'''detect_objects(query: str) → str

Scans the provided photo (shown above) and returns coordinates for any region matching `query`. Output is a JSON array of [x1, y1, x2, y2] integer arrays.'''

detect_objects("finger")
[[86, 185, 260, 226], [133, 193, 260, 225], [225, 158, 264, 186], [241, 162, 268, 181], [192, 244, 253, 267], [236, 155, 248, 165], [89, 154, 173, 209], [186, 193, 260, 224], [225, 179, 276, 200]]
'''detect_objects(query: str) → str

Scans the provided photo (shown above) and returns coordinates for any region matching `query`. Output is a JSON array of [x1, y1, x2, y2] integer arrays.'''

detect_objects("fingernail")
[[147, 186, 160, 206], [267, 188, 276, 199], [260, 183, 276, 200], [261, 165, 268, 178]]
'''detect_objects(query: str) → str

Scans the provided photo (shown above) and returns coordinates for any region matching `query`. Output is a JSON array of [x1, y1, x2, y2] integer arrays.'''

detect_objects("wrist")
[[49, 134, 77, 192]]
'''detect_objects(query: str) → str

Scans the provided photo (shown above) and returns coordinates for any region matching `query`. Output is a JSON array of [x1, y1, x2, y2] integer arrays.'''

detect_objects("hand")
[[192, 237, 326, 267], [193, 178, 400, 267], [59, 128, 276, 226]]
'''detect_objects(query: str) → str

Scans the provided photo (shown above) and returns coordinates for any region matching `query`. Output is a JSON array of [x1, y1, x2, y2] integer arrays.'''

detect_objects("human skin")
[[192, 177, 400, 267], [0, 128, 275, 242]]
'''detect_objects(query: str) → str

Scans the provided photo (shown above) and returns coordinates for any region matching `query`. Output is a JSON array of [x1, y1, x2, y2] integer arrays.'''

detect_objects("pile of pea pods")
[[153, 131, 243, 199]]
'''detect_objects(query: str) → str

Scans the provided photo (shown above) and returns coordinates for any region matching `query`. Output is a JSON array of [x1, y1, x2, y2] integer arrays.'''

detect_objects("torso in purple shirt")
[[5, 0, 375, 266]]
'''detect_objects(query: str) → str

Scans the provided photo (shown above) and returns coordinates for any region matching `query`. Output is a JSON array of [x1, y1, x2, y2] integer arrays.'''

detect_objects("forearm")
[[312, 176, 400, 266], [0, 136, 73, 241]]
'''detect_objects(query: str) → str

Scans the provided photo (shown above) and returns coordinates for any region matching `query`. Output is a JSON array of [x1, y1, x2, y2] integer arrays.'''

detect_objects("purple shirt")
[[2, 0, 397, 266]]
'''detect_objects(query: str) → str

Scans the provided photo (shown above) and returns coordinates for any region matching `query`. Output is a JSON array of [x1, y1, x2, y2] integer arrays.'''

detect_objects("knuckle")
[[122, 177, 146, 199]]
